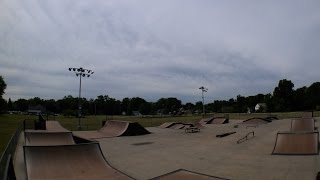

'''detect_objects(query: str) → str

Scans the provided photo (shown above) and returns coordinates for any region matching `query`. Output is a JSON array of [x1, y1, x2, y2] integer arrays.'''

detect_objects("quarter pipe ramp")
[[25, 131, 75, 146], [24, 143, 133, 180], [272, 131, 319, 155], [73, 120, 150, 139], [291, 118, 315, 131]]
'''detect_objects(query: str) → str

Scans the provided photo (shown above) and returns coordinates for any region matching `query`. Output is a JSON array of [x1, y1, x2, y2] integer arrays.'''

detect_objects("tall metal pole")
[[78, 73, 82, 130], [202, 90, 204, 114], [69, 67, 94, 130], [199, 86, 208, 116]]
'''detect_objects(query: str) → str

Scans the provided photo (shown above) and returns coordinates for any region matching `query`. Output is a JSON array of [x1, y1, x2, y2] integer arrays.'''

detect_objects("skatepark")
[[4, 116, 320, 179]]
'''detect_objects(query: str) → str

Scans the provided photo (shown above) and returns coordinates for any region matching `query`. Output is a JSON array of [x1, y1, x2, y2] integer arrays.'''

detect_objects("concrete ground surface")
[[14, 118, 320, 180]]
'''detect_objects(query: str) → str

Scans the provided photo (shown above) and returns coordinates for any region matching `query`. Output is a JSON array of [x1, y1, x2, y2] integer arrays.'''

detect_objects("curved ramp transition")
[[24, 143, 133, 180], [159, 122, 179, 128], [74, 120, 150, 139], [241, 118, 271, 125], [272, 131, 319, 155], [25, 131, 75, 146], [291, 118, 315, 131], [46, 121, 69, 132]]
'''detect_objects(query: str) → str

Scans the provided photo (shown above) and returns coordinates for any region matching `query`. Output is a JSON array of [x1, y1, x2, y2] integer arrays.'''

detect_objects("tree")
[[14, 99, 28, 112], [236, 95, 246, 113], [292, 86, 307, 111], [0, 75, 6, 98], [121, 98, 131, 115], [7, 98, 14, 111], [305, 82, 320, 110], [156, 97, 182, 114], [0, 76, 7, 112], [272, 79, 294, 111]]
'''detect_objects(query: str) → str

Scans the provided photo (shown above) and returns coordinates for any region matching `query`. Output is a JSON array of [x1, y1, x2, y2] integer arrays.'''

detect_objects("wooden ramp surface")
[[24, 143, 133, 180], [272, 131, 319, 155]]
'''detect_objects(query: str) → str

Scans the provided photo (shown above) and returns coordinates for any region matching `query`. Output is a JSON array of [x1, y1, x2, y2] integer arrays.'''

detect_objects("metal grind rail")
[[237, 131, 255, 144]]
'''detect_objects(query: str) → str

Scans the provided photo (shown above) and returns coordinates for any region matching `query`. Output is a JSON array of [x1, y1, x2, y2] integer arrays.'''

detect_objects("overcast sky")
[[1, 0, 320, 103]]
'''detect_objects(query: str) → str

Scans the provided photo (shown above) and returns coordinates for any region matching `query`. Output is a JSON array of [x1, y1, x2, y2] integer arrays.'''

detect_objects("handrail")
[[237, 131, 254, 144]]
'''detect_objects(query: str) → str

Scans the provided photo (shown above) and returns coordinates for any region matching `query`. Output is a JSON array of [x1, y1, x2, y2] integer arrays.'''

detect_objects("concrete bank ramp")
[[25, 131, 75, 146], [46, 121, 69, 132], [291, 118, 315, 131], [272, 131, 319, 155], [199, 117, 214, 125], [151, 169, 228, 180], [168, 123, 185, 129], [24, 143, 133, 180], [159, 122, 179, 128], [240, 118, 271, 125], [74, 120, 150, 139], [206, 117, 229, 124]]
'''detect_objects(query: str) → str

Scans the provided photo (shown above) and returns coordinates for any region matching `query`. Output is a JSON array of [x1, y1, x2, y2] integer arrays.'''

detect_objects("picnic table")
[[185, 127, 200, 133]]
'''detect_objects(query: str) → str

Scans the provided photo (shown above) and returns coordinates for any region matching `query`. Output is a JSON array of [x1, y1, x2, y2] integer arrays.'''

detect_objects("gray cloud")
[[1, 0, 320, 103]]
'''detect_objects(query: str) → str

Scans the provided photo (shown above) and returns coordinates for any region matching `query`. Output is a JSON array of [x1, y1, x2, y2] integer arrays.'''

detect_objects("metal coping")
[[23, 142, 135, 179], [271, 131, 319, 155], [149, 169, 230, 180]]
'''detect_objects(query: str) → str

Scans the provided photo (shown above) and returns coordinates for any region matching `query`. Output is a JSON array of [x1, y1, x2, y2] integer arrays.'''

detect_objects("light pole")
[[69, 67, 94, 130], [199, 86, 208, 115]]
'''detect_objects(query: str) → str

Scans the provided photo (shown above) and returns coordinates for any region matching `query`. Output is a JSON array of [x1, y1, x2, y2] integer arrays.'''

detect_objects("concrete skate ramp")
[[100, 120, 150, 136], [24, 143, 133, 180], [46, 121, 69, 132], [272, 131, 319, 155], [241, 117, 271, 124], [74, 120, 150, 139], [159, 122, 179, 128], [199, 117, 214, 125], [291, 118, 315, 131], [25, 131, 75, 146], [151, 169, 228, 180], [168, 123, 185, 129], [207, 117, 229, 124], [193, 122, 205, 128]]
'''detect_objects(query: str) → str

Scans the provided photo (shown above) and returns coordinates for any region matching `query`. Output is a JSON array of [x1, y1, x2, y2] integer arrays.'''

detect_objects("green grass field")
[[1, 111, 319, 157]]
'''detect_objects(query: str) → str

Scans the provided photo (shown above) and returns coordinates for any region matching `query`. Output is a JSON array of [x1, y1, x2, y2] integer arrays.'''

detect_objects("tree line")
[[1, 76, 320, 115]]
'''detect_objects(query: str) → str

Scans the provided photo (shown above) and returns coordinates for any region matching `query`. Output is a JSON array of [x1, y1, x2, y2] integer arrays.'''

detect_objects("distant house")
[[132, 111, 141, 116], [255, 103, 267, 112], [28, 105, 46, 115]]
